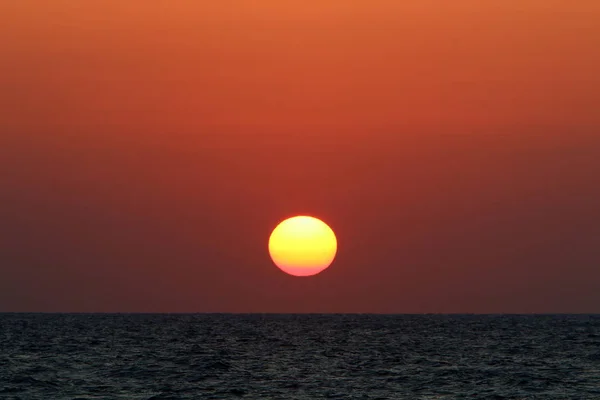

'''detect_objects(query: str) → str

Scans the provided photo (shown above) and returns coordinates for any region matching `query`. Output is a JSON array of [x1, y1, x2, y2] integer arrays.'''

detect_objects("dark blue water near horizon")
[[0, 313, 599, 399]]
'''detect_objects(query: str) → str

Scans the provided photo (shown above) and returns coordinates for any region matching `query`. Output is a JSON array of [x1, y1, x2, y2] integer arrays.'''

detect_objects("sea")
[[0, 314, 598, 399]]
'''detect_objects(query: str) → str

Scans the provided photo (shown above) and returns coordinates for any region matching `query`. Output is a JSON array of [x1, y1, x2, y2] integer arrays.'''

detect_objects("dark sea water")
[[0, 314, 599, 399]]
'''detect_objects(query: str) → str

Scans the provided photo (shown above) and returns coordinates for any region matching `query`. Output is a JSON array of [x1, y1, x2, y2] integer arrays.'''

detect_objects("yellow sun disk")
[[268, 216, 337, 276], [270, 230, 332, 264]]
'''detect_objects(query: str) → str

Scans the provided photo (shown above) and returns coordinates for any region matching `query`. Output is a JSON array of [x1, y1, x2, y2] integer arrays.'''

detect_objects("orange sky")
[[1, 1, 599, 312]]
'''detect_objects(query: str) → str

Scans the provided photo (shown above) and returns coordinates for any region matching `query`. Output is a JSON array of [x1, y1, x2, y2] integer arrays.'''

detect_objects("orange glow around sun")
[[268, 216, 337, 277]]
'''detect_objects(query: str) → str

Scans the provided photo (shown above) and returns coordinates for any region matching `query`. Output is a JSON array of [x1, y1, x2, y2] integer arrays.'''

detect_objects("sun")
[[268, 216, 338, 277]]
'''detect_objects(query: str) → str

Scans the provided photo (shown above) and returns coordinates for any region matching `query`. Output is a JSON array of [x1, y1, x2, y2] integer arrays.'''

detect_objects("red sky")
[[1, 1, 599, 312]]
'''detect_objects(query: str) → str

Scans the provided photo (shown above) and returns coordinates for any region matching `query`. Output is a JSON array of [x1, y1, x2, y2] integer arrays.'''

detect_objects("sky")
[[1, 1, 599, 313]]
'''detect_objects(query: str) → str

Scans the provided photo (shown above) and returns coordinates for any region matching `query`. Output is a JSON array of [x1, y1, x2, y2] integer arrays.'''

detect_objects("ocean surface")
[[0, 314, 598, 399]]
